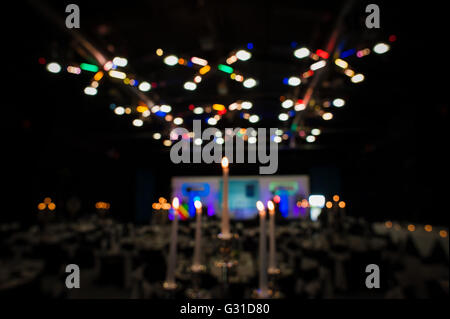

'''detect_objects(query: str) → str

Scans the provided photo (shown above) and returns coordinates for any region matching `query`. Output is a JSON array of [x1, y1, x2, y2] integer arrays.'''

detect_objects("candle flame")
[[256, 201, 265, 212], [172, 197, 180, 209], [221, 156, 229, 168], [267, 200, 274, 211], [194, 200, 202, 210]]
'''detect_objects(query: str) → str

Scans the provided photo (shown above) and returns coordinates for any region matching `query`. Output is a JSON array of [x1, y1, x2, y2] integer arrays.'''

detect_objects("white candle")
[[192, 200, 204, 271], [220, 157, 231, 239], [256, 201, 268, 297], [164, 197, 179, 290], [267, 200, 278, 273]]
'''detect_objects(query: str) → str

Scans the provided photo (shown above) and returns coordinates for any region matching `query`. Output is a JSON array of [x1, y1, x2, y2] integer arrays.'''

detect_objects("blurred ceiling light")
[[373, 43, 390, 54], [316, 49, 329, 59], [173, 117, 183, 125], [193, 107, 204, 114], [344, 69, 355, 77], [67, 66, 81, 74], [311, 128, 321, 136], [322, 112, 333, 120], [114, 106, 125, 115], [213, 104, 225, 111], [93, 71, 104, 81], [112, 57, 128, 67], [241, 101, 253, 109], [234, 75, 244, 82], [310, 60, 326, 71], [226, 55, 238, 64], [199, 65, 211, 74], [228, 102, 239, 111], [282, 99, 294, 109], [136, 106, 148, 113], [243, 78, 257, 88], [351, 73, 365, 83], [288, 76, 301, 86], [138, 81, 151, 92], [132, 119, 143, 127], [103, 61, 114, 71], [218, 64, 233, 73], [80, 63, 99, 72], [164, 55, 178, 66], [294, 47, 310, 59], [248, 137, 257, 144], [91, 81, 99, 88], [278, 113, 289, 121], [184, 81, 197, 91], [207, 117, 217, 125], [194, 75, 202, 83], [294, 102, 306, 111], [47, 62, 61, 73], [142, 110, 151, 117], [108, 70, 126, 79], [333, 98, 345, 107], [306, 135, 316, 143], [334, 59, 348, 69], [160, 105, 172, 113], [356, 48, 371, 58], [236, 50, 252, 61], [249, 115, 260, 123], [84, 87, 97, 95], [191, 57, 208, 66]]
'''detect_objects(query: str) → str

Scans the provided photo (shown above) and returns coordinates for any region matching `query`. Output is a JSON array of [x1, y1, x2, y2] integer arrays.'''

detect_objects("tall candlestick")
[[164, 197, 179, 290], [267, 200, 279, 274], [220, 157, 231, 239], [256, 201, 269, 297], [192, 200, 205, 272]]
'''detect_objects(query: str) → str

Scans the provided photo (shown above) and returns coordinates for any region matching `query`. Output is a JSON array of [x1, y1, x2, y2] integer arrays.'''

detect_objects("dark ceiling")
[[2, 1, 446, 223]]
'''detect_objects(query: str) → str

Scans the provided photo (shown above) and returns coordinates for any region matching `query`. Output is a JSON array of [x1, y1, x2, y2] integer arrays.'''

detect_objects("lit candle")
[[164, 197, 179, 290], [256, 201, 269, 297], [267, 200, 278, 274], [192, 200, 204, 272], [220, 157, 231, 239]]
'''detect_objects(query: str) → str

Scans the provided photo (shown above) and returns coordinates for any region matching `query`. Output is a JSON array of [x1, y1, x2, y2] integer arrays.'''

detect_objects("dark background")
[[1, 0, 446, 225]]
